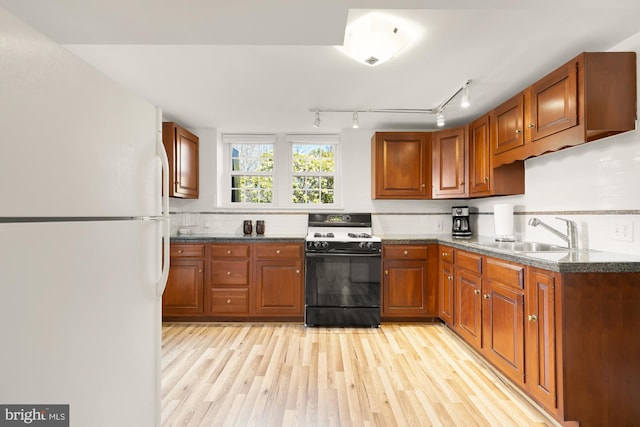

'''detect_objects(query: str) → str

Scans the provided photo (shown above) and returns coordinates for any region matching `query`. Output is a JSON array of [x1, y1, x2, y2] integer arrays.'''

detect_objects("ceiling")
[[2, 0, 639, 133]]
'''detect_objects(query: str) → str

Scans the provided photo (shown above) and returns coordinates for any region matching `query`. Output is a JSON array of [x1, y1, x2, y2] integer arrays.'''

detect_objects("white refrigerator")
[[0, 7, 169, 427]]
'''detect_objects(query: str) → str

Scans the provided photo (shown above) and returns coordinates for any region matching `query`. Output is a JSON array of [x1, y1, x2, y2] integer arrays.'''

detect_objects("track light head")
[[313, 112, 321, 128], [436, 110, 445, 127], [352, 111, 359, 129], [461, 81, 470, 108]]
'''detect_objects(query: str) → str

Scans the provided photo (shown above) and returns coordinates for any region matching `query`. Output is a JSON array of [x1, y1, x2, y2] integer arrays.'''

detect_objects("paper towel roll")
[[494, 204, 514, 241]]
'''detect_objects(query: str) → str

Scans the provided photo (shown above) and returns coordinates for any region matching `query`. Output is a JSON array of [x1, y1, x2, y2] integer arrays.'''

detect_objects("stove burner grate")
[[348, 232, 372, 239], [314, 232, 334, 238]]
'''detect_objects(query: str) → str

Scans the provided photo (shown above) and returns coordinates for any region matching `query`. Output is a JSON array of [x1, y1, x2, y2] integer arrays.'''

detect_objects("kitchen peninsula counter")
[[380, 234, 640, 273]]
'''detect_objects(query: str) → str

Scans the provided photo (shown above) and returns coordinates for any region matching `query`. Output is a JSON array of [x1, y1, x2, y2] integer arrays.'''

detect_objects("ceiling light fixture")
[[338, 12, 416, 66], [309, 80, 471, 128]]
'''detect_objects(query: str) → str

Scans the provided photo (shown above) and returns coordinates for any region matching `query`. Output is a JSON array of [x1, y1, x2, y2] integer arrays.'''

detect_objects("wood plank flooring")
[[161, 322, 559, 427]]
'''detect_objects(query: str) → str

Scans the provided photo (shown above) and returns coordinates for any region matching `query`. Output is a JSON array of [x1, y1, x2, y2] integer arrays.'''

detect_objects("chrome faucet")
[[528, 217, 578, 249]]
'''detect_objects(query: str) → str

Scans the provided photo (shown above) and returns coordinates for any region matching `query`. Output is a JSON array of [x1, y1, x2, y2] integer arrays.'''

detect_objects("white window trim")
[[218, 133, 342, 210]]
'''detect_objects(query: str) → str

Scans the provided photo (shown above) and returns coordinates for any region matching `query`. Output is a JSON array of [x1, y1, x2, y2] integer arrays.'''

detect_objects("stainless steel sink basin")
[[473, 241, 572, 252]]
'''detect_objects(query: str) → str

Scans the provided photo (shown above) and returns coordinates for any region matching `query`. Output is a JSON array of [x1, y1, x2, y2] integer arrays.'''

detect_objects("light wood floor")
[[161, 322, 559, 427]]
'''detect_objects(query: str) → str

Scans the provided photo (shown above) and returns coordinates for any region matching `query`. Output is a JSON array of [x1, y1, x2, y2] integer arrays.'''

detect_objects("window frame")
[[219, 133, 341, 209]]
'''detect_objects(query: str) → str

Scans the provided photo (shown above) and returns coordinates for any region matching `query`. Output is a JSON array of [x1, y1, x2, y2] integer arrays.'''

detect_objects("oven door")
[[304, 252, 381, 327]]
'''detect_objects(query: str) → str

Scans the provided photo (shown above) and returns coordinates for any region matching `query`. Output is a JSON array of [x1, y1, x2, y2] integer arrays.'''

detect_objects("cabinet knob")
[[442, 252, 447, 257], [403, 250, 408, 256], [177, 249, 183, 254], [227, 271, 231, 275], [226, 299, 231, 304], [515, 129, 522, 135], [276, 250, 281, 254], [199, 269, 202, 273], [421, 184, 426, 188], [528, 314, 538, 322], [385, 270, 389, 275], [483, 176, 489, 182], [528, 123, 536, 128], [483, 294, 490, 299], [474, 289, 481, 295], [296, 269, 300, 274], [226, 250, 231, 254], [448, 275, 453, 281]]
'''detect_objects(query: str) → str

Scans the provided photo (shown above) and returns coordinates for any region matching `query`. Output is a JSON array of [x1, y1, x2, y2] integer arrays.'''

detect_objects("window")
[[221, 133, 339, 208], [290, 141, 335, 205]]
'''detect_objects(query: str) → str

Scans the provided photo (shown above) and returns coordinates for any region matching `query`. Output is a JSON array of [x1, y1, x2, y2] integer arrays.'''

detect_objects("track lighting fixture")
[[461, 81, 470, 108], [309, 80, 471, 128]]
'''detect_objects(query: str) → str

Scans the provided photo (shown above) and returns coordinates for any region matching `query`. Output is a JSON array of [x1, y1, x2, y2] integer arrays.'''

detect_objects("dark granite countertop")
[[170, 233, 640, 273], [380, 234, 640, 273]]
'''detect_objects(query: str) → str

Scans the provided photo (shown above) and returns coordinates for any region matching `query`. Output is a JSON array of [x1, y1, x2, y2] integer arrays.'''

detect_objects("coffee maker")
[[452, 206, 472, 238]]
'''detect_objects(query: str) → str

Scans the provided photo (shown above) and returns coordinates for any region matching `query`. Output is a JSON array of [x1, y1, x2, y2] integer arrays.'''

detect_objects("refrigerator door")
[[0, 8, 161, 218], [0, 220, 162, 427]]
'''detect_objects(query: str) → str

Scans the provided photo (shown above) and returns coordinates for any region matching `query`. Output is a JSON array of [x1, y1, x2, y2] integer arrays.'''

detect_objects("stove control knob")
[[314, 241, 322, 248], [366, 242, 374, 249], [321, 241, 329, 248], [358, 242, 365, 248]]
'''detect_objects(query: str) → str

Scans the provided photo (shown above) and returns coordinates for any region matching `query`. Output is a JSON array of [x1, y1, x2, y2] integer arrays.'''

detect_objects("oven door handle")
[[305, 252, 381, 258]]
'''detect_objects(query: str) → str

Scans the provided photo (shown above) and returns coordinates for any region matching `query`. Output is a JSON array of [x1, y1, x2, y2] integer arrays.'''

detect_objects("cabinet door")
[[382, 259, 429, 317], [432, 127, 467, 198], [526, 268, 557, 411], [439, 261, 455, 326], [492, 93, 525, 155], [482, 281, 525, 385], [528, 62, 577, 142], [163, 122, 199, 199], [469, 114, 491, 196], [254, 260, 303, 316], [456, 269, 482, 349], [372, 132, 431, 199], [163, 259, 204, 316]]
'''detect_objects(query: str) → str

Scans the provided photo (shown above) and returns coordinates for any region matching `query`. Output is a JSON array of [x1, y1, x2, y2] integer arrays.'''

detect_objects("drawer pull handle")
[[227, 250, 232, 254], [403, 250, 408, 256], [483, 294, 490, 299], [226, 299, 231, 304], [276, 250, 281, 254], [528, 314, 538, 322], [227, 271, 231, 275], [178, 250, 183, 254]]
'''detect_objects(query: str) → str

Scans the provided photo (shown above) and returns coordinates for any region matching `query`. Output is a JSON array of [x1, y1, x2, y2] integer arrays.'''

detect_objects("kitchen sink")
[[473, 241, 573, 252]]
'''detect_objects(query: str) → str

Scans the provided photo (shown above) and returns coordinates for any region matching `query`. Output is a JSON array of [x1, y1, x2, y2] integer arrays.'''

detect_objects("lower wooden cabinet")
[[163, 244, 205, 316], [438, 247, 455, 326], [163, 241, 304, 320], [382, 244, 437, 319], [455, 267, 482, 349]]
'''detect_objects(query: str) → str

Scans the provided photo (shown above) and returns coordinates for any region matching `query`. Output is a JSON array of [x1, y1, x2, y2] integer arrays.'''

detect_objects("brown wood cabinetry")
[[382, 244, 437, 319], [454, 251, 483, 349], [163, 243, 205, 316], [162, 122, 199, 199], [432, 127, 467, 198], [438, 247, 455, 326], [525, 267, 557, 412], [208, 243, 251, 317], [371, 132, 431, 199], [163, 241, 304, 321], [481, 258, 525, 386], [253, 243, 304, 318], [493, 52, 637, 167]]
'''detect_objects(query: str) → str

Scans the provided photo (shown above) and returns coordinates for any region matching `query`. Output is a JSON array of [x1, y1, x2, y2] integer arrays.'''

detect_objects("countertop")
[[170, 233, 640, 273]]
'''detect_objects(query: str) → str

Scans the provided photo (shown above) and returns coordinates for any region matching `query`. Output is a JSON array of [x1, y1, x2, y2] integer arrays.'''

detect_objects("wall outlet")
[[611, 218, 634, 242], [435, 218, 444, 232]]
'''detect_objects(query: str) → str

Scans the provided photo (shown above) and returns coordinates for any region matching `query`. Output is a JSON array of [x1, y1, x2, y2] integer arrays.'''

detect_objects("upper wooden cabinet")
[[432, 126, 467, 199], [371, 132, 431, 199], [162, 122, 199, 199], [493, 52, 636, 167]]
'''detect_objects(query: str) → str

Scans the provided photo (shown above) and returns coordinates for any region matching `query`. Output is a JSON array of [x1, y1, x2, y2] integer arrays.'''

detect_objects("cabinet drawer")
[[210, 260, 250, 286], [457, 251, 482, 274], [211, 244, 250, 258], [439, 247, 455, 263], [170, 244, 205, 258], [383, 245, 429, 260], [209, 288, 249, 314], [254, 243, 302, 259], [486, 257, 524, 289]]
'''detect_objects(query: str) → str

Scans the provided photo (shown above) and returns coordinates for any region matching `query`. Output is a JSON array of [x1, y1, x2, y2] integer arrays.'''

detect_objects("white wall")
[[170, 34, 640, 255]]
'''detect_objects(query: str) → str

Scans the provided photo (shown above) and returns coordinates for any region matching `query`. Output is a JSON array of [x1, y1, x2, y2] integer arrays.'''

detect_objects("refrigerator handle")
[[155, 107, 170, 300]]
